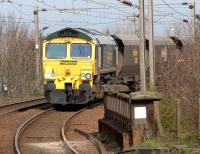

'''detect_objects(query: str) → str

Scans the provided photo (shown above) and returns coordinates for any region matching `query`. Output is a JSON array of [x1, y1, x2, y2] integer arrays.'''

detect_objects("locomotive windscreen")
[[46, 43, 67, 59], [71, 43, 92, 59]]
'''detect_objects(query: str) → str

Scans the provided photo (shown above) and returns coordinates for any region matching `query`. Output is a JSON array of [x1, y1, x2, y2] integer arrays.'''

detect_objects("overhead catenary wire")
[[0, 0, 194, 35], [35, 0, 134, 17], [10, 2, 32, 16], [160, 0, 189, 17], [0, 0, 33, 16], [0, 1, 133, 21], [0, 14, 132, 24], [82, 0, 137, 11], [9, 0, 36, 8], [0, 15, 132, 28], [35, 0, 134, 20]]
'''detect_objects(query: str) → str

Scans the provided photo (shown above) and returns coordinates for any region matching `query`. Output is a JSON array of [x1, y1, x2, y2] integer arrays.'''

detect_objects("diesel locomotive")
[[43, 27, 177, 105]]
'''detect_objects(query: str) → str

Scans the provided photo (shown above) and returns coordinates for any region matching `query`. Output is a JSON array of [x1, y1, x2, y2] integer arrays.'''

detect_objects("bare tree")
[[157, 23, 200, 133], [0, 14, 40, 98]]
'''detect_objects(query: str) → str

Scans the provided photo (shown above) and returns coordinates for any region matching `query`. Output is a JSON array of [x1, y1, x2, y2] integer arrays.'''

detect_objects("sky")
[[0, 0, 199, 36]]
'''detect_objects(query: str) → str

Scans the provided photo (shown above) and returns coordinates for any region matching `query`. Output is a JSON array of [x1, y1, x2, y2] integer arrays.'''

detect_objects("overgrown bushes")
[[157, 26, 200, 134], [0, 15, 40, 98]]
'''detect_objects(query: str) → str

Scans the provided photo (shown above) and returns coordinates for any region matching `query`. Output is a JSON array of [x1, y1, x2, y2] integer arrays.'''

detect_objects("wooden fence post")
[[103, 92, 107, 118], [176, 99, 181, 137], [198, 98, 200, 133], [129, 94, 133, 131], [154, 101, 163, 136]]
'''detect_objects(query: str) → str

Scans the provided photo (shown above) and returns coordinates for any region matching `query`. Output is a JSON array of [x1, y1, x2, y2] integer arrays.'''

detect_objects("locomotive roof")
[[46, 27, 116, 45], [114, 34, 175, 46]]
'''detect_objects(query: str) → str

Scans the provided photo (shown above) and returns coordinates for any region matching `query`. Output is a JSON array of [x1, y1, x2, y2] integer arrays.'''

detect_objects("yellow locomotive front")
[[43, 28, 96, 105]]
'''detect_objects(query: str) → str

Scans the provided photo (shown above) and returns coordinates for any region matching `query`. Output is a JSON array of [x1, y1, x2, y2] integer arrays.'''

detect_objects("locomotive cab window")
[[46, 43, 67, 59], [101, 45, 116, 68], [71, 43, 91, 59]]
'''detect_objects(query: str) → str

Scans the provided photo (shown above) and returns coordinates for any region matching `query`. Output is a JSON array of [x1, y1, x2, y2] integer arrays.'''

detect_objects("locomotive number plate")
[[60, 60, 77, 65]]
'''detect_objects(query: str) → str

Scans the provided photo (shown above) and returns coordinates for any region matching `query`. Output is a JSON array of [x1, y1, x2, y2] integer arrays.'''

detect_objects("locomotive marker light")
[[81, 73, 85, 77]]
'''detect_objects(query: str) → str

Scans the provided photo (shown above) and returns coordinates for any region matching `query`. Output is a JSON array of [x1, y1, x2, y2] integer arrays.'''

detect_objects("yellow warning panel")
[[133, 49, 138, 57], [134, 57, 138, 64], [133, 49, 138, 64]]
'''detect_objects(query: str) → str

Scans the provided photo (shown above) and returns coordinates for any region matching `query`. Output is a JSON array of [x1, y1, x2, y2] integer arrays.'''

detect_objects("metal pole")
[[192, 0, 196, 37], [139, 0, 146, 91], [33, 6, 40, 90], [148, 0, 155, 87], [132, 13, 136, 35]]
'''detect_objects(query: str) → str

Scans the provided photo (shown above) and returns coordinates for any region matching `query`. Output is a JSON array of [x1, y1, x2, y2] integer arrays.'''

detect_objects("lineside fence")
[[99, 91, 162, 149], [175, 98, 200, 137]]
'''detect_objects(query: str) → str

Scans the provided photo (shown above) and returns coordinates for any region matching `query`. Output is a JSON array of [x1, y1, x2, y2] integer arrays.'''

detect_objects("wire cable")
[[160, 0, 188, 17]]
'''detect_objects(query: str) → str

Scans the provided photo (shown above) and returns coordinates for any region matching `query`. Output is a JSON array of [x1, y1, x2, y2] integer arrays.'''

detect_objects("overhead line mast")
[[148, 0, 155, 88], [139, 0, 146, 91], [33, 6, 40, 90], [33, 6, 47, 92], [118, 0, 146, 91]]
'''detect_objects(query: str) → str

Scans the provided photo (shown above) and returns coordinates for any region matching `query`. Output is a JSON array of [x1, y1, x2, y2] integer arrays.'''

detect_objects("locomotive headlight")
[[51, 73, 55, 77], [85, 73, 92, 80], [44, 72, 55, 79], [81, 73, 85, 77], [44, 72, 52, 79]]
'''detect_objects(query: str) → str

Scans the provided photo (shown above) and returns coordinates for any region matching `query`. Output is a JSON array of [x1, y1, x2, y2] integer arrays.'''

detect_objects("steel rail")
[[74, 128, 107, 154], [14, 108, 54, 154], [61, 108, 84, 154], [0, 97, 48, 117], [0, 97, 45, 107], [61, 103, 105, 154]]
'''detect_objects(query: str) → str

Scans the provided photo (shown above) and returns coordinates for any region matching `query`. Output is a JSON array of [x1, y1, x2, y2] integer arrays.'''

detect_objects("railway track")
[[0, 99, 51, 154], [15, 103, 106, 154], [0, 97, 48, 117], [62, 104, 107, 154], [14, 107, 77, 154]]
